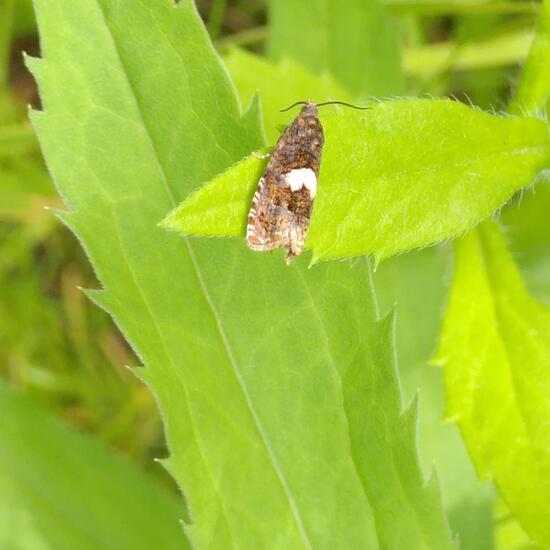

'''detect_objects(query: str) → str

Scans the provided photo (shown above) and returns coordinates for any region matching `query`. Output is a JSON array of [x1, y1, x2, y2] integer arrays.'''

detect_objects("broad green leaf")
[[228, 46, 490, 546], [441, 9, 550, 542], [374, 249, 495, 549], [437, 220, 550, 547], [342, 309, 453, 549], [267, 0, 404, 97], [162, 99, 550, 263], [494, 499, 538, 550], [0, 382, 186, 550], [31, 0, 453, 547], [224, 48, 354, 142]]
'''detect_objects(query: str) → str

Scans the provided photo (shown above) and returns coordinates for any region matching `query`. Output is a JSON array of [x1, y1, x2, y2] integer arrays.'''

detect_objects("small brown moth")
[[246, 100, 368, 264]]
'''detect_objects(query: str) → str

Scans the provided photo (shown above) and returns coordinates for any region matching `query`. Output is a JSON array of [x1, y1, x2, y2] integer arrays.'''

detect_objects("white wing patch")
[[284, 168, 317, 198]]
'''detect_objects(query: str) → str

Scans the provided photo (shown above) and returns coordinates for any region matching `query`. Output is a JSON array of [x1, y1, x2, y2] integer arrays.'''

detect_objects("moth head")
[[300, 101, 318, 118]]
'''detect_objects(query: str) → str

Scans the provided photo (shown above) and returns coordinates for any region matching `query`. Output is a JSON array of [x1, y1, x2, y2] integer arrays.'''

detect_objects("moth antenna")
[[316, 100, 371, 110], [280, 100, 371, 113], [280, 100, 309, 112]]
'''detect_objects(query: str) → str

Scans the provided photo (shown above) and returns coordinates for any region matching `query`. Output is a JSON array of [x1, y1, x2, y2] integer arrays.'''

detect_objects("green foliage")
[[0, 0, 14, 92], [227, 20, 495, 545], [163, 98, 549, 262], [437, 220, 550, 547], [374, 249, 495, 548], [342, 311, 453, 548], [0, 383, 186, 550], [503, 0, 550, 312], [436, 3, 550, 545], [267, 0, 404, 97], [510, 0, 550, 115], [2, 0, 549, 547], [30, 0, 454, 547], [224, 48, 353, 142]]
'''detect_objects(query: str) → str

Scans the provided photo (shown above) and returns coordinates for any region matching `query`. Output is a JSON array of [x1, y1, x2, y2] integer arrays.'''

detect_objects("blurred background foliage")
[[0, 0, 546, 547]]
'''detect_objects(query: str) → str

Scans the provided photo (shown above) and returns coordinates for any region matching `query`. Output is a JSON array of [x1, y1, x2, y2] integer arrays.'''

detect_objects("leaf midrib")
[[93, 2, 313, 547], [292, 264, 382, 548]]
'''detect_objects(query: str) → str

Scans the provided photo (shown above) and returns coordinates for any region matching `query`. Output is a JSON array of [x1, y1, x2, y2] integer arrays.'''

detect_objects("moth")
[[246, 100, 368, 264]]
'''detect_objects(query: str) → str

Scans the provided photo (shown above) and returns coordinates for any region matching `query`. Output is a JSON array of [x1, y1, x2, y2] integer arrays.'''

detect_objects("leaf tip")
[[158, 206, 183, 233], [429, 354, 446, 368], [52, 207, 75, 226], [23, 52, 41, 76], [81, 288, 111, 312], [307, 251, 321, 268]]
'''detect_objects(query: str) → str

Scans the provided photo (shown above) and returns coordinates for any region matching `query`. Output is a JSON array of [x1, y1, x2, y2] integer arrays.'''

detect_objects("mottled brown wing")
[[245, 101, 324, 263]]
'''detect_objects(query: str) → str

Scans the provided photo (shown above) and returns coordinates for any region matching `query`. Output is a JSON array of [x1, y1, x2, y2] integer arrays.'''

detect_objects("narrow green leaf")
[[385, 0, 539, 16], [0, 383, 186, 550], [32, 0, 453, 547], [0, 0, 14, 92], [503, 0, 550, 306], [267, 0, 404, 97], [502, 179, 550, 307], [162, 99, 550, 263], [404, 29, 533, 76], [206, 0, 227, 38], [510, 0, 550, 115], [437, 220, 550, 547], [226, 42, 494, 546]]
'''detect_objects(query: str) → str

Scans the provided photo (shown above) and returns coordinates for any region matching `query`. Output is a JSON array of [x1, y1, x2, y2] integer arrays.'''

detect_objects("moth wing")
[[246, 177, 278, 251]]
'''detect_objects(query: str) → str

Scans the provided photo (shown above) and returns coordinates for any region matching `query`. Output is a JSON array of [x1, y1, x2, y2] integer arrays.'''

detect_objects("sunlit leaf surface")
[[31, 0, 453, 547], [163, 99, 549, 262], [438, 220, 550, 547]]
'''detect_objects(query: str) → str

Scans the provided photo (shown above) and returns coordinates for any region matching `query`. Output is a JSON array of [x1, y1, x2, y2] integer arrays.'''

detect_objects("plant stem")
[[215, 26, 268, 50], [0, 0, 15, 93], [404, 29, 533, 76], [207, 0, 227, 39], [385, 0, 539, 15]]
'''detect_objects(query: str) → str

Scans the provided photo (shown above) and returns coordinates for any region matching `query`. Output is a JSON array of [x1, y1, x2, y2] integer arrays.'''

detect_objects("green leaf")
[[502, 0, 550, 307], [510, 0, 550, 115], [267, 0, 404, 97], [229, 37, 493, 547], [31, 0, 453, 547], [404, 28, 533, 77], [502, 181, 550, 307], [162, 99, 550, 263], [342, 310, 454, 548], [224, 48, 354, 143], [0, 382, 187, 550], [495, 499, 539, 550], [385, 0, 539, 16], [437, 220, 550, 547], [0, 0, 14, 92], [375, 248, 496, 549]]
